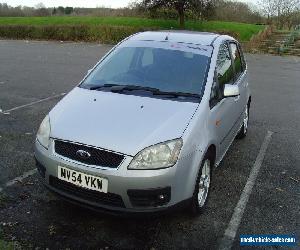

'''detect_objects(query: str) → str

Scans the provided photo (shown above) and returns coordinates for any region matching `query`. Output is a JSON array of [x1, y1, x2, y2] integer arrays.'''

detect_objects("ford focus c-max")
[[35, 31, 251, 214]]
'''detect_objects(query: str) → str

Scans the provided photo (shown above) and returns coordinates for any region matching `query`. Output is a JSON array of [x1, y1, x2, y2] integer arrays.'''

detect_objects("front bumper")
[[34, 139, 195, 213]]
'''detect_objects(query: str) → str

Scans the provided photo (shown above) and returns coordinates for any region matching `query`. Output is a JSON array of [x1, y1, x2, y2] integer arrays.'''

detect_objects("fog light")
[[158, 194, 165, 200], [127, 187, 171, 207]]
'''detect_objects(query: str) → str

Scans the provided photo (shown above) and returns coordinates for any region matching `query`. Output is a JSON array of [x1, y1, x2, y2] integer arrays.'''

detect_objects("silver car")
[[35, 31, 251, 214]]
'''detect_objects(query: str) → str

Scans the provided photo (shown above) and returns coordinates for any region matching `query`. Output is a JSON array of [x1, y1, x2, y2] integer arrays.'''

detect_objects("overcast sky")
[[2, 0, 258, 8]]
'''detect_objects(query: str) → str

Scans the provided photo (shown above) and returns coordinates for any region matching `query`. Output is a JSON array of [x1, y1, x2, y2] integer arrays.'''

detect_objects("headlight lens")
[[128, 139, 183, 170], [37, 115, 50, 149]]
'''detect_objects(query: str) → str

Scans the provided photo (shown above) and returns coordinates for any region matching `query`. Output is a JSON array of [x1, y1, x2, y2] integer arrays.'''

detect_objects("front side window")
[[81, 44, 211, 96]]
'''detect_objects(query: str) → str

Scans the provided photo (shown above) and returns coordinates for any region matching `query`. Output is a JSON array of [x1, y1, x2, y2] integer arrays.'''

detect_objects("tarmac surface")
[[0, 40, 299, 249]]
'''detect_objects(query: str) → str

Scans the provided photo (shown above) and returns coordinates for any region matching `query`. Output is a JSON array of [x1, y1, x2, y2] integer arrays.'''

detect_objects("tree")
[[259, 0, 300, 29], [57, 6, 65, 15], [290, 11, 300, 29], [140, 0, 215, 28], [0, 3, 25, 16], [65, 7, 74, 15], [213, 1, 263, 24], [34, 2, 49, 16], [35, 2, 46, 10]]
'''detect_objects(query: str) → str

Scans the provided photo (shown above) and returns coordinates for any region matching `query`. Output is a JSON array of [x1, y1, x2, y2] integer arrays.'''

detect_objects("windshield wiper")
[[153, 91, 201, 99], [89, 84, 119, 90], [90, 84, 160, 93], [112, 85, 160, 93], [89, 84, 200, 100]]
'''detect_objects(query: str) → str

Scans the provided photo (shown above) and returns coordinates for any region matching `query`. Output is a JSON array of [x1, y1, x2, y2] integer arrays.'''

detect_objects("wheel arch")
[[206, 144, 217, 167]]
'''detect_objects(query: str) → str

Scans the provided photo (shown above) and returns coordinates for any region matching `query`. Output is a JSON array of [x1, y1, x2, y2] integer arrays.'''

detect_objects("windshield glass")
[[81, 43, 211, 96]]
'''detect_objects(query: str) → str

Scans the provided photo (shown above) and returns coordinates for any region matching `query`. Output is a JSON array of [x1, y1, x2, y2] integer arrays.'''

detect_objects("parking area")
[[0, 40, 299, 249]]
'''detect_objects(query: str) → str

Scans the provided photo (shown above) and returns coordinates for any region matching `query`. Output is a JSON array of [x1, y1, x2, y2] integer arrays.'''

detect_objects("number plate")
[[57, 166, 108, 193]]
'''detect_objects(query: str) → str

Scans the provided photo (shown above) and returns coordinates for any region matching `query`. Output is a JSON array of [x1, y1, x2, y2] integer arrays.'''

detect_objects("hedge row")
[[0, 24, 240, 44], [0, 24, 155, 44]]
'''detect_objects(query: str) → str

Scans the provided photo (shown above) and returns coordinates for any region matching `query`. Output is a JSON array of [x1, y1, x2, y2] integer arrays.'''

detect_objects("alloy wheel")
[[198, 159, 211, 207]]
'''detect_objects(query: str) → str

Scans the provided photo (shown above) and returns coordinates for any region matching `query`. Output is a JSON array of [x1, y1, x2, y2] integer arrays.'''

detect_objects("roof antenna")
[[165, 31, 170, 41]]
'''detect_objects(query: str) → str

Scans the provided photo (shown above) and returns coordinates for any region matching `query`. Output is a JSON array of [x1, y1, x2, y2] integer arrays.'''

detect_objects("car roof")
[[128, 31, 221, 46]]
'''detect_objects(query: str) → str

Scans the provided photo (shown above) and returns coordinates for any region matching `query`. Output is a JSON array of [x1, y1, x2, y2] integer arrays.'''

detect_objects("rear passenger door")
[[228, 42, 248, 131]]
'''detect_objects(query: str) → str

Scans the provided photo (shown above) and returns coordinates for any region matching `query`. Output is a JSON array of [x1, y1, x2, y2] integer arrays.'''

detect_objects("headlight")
[[37, 115, 50, 149], [128, 139, 183, 170]]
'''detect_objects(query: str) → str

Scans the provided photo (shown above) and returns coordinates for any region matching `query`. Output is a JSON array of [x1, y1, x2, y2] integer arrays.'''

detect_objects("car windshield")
[[81, 42, 211, 96]]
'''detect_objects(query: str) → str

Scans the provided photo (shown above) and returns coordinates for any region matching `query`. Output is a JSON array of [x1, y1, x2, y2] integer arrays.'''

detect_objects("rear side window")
[[230, 43, 243, 77], [216, 43, 234, 86]]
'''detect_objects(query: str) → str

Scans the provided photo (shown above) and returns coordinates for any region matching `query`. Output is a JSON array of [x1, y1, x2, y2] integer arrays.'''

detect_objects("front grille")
[[49, 176, 125, 208], [54, 140, 124, 168]]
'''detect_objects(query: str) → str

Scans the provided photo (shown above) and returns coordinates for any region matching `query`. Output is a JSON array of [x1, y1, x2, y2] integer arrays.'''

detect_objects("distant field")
[[0, 16, 264, 42]]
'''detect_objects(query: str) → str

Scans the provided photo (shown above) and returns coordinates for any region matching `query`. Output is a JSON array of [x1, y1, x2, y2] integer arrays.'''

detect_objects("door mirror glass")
[[224, 84, 239, 97]]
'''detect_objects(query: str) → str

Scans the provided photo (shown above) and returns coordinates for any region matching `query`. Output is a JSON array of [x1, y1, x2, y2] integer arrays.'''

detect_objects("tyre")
[[236, 104, 250, 139], [189, 156, 212, 215]]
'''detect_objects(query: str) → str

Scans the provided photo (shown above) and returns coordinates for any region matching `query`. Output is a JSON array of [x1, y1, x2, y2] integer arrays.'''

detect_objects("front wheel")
[[236, 104, 249, 139], [189, 157, 211, 215]]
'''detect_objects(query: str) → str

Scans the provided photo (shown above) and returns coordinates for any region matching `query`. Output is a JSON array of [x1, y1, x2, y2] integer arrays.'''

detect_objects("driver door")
[[209, 42, 239, 160]]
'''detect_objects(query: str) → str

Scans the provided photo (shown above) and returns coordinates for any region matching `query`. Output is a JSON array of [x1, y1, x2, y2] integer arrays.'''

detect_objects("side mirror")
[[223, 84, 240, 98]]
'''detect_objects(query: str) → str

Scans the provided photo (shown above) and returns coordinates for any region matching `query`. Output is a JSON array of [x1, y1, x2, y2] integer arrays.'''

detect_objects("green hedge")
[[0, 24, 156, 44], [0, 24, 243, 44]]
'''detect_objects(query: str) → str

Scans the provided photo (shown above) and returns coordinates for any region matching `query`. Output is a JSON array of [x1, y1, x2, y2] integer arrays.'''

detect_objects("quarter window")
[[230, 43, 243, 77], [238, 43, 247, 70], [216, 43, 234, 86], [210, 43, 234, 107]]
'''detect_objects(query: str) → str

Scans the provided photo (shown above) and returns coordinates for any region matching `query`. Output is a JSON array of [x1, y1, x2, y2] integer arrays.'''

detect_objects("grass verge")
[[0, 24, 146, 44], [0, 17, 264, 43]]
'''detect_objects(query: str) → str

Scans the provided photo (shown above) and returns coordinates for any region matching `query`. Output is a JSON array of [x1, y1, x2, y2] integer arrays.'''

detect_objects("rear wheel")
[[236, 104, 249, 139], [189, 157, 212, 215]]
